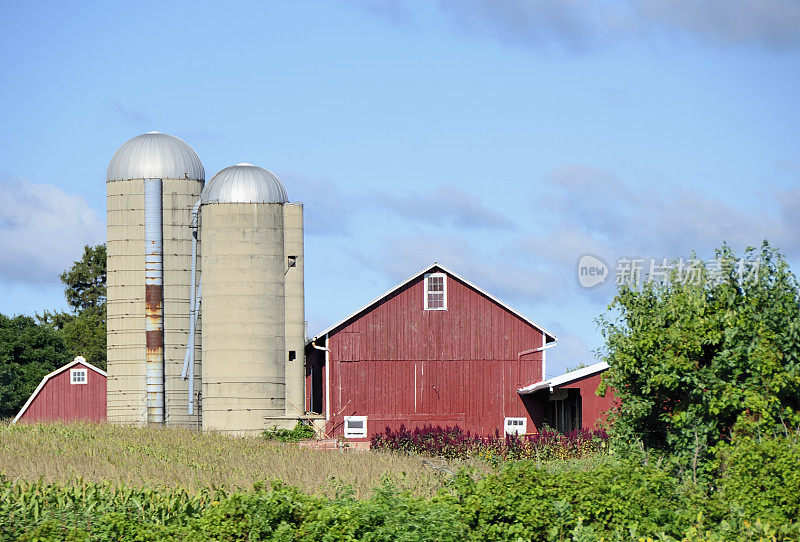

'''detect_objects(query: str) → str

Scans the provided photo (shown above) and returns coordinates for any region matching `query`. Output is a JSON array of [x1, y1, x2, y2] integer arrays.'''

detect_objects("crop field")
[[1, 422, 798, 540], [0, 422, 482, 498]]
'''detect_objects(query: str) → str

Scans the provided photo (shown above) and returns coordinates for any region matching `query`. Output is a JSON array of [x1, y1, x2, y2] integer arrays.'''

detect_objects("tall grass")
[[0, 422, 486, 498]]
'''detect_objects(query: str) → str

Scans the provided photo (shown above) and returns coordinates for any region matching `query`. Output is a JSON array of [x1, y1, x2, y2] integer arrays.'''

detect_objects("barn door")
[[546, 388, 582, 433]]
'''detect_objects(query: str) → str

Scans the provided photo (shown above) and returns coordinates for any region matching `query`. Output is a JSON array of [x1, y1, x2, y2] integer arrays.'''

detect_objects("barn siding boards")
[[328, 273, 548, 363], [316, 265, 553, 438], [557, 372, 617, 429], [15, 362, 107, 424]]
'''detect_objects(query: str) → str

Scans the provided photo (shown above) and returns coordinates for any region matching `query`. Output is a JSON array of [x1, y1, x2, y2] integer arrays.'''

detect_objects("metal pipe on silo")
[[182, 200, 202, 415], [144, 178, 165, 424], [187, 281, 201, 414]]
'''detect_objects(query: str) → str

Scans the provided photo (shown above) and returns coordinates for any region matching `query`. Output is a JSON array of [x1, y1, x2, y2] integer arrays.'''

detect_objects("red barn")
[[12, 356, 107, 424], [517, 362, 616, 433], [306, 263, 615, 439]]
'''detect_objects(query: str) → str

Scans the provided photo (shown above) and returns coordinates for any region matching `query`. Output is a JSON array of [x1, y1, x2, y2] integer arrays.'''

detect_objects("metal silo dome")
[[201, 164, 288, 204], [107, 132, 205, 182]]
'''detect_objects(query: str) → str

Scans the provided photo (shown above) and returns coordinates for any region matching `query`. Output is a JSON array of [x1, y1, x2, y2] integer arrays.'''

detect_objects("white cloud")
[[528, 163, 793, 266], [348, 233, 564, 303], [283, 174, 355, 236], [285, 174, 515, 235], [335, 162, 798, 309], [0, 178, 104, 284], [347, 0, 422, 26], [112, 103, 151, 125], [545, 331, 597, 377], [776, 186, 800, 252], [437, 0, 630, 51], [636, 0, 800, 48], [361, 0, 800, 50], [309, 161, 799, 313], [370, 185, 515, 229]]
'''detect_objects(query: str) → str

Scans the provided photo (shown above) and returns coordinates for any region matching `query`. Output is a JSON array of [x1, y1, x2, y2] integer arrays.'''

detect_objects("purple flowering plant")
[[370, 424, 608, 463]]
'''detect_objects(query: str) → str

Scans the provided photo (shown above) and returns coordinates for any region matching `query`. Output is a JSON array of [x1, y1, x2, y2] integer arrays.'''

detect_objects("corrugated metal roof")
[[200, 163, 288, 204], [517, 362, 609, 395], [107, 132, 205, 182]]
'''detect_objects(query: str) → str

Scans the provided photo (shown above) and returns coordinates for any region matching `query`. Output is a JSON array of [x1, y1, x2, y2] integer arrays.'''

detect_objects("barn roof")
[[309, 262, 557, 343], [517, 362, 609, 395], [12, 357, 107, 424]]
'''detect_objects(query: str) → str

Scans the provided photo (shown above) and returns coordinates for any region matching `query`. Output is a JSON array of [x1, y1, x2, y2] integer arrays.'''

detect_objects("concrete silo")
[[106, 132, 204, 427], [283, 201, 305, 419], [198, 164, 305, 434]]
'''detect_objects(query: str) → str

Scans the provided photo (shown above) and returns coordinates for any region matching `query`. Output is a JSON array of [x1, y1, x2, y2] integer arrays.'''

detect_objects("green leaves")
[[35, 244, 107, 369], [59, 244, 106, 313], [600, 241, 800, 466], [0, 314, 70, 418], [262, 422, 317, 442]]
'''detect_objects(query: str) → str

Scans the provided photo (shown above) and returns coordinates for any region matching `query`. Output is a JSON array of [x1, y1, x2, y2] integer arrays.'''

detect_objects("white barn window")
[[70, 368, 87, 385], [424, 273, 447, 310], [344, 415, 367, 438], [504, 417, 526, 436]]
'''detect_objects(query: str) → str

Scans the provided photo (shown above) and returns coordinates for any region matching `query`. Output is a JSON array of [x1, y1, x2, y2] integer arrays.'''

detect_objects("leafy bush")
[[370, 424, 608, 463], [450, 460, 685, 539], [599, 241, 800, 466], [714, 433, 800, 526], [0, 478, 467, 541], [262, 421, 317, 442]]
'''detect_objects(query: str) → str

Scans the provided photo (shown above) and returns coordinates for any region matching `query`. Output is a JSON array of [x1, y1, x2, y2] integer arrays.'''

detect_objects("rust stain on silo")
[[145, 282, 164, 423], [145, 284, 163, 350]]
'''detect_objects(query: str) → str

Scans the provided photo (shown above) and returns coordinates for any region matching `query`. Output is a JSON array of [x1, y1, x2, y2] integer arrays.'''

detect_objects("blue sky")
[[1, 1, 799, 376]]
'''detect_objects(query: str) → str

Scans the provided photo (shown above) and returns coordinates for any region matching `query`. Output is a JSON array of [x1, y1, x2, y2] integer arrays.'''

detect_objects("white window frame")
[[70, 368, 88, 385], [504, 417, 527, 436], [423, 272, 447, 311], [343, 415, 367, 438]]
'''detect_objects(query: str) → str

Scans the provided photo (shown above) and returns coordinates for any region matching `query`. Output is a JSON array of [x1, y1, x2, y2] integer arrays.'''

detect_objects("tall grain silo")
[[106, 132, 204, 427], [198, 164, 305, 434], [283, 200, 305, 419]]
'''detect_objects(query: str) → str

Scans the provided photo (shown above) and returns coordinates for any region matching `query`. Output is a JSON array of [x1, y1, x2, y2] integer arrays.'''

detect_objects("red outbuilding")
[[306, 263, 615, 439], [12, 356, 107, 424], [517, 362, 616, 433]]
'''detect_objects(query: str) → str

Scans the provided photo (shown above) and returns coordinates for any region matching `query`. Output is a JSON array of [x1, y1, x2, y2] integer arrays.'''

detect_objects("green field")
[[1, 423, 799, 541]]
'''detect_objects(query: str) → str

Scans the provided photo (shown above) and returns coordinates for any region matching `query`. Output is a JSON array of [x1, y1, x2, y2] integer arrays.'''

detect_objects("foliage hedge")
[[599, 242, 800, 467], [3, 433, 798, 541], [262, 421, 317, 442]]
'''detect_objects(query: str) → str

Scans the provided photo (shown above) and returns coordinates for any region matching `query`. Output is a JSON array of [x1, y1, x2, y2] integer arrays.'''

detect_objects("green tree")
[[599, 241, 800, 465], [60, 244, 106, 311], [39, 244, 107, 369], [0, 314, 70, 419]]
